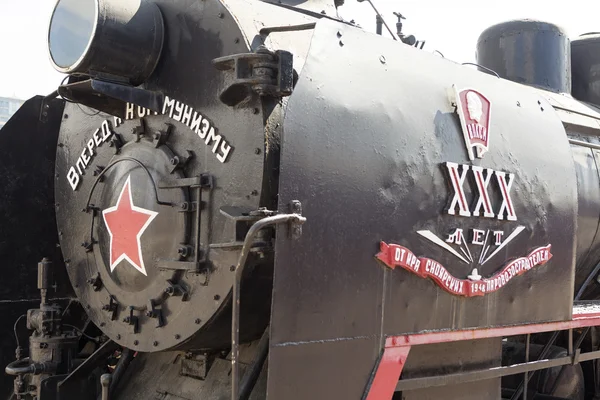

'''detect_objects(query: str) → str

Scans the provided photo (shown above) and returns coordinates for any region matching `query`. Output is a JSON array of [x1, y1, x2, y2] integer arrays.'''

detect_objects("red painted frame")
[[364, 308, 600, 399]]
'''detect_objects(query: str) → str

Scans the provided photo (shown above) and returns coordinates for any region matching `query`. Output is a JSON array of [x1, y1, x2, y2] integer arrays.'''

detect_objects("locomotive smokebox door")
[[54, 0, 274, 353], [270, 19, 577, 399]]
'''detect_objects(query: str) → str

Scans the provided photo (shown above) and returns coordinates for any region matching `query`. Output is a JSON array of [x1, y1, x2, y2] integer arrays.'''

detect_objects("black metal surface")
[[0, 96, 74, 398], [572, 33, 600, 107], [476, 19, 571, 93], [271, 19, 577, 398], [54, 0, 273, 353], [565, 139, 600, 298], [400, 339, 501, 400], [48, 0, 165, 85]]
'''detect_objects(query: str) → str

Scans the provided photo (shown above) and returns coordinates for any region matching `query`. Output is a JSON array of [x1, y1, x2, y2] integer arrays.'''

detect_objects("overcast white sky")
[[0, 0, 597, 100]]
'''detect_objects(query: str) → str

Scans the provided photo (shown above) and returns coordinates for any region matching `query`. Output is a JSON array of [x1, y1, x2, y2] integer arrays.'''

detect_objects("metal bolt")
[[337, 31, 342, 38], [218, 12, 224, 18], [116, 334, 121, 340], [175, 334, 181, 340], [254, 148, 261, 155], [214, 295, 221, 301], [133, 340, 139, 346], [64, 114, 69, 119], [195, 318, 201, 324], [339, 40, 344, 47], [178, 247, 188, 257], [230, 265, 236, 272], [153, 341, 159, 347], [170, 157, 177, 165], [164, 286, 174, 295], [379, 55, 386, 64]]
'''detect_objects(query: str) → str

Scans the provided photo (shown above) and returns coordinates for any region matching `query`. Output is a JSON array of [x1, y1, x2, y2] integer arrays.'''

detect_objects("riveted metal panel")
[[270, 18, 576, 399]]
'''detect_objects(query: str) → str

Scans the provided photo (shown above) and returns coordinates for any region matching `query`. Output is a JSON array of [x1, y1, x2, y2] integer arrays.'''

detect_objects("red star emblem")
[[102, 175, 158, 276]]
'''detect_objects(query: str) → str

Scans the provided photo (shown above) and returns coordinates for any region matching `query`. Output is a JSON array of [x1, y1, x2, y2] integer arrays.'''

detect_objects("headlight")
[[48, 0, 165, 86]]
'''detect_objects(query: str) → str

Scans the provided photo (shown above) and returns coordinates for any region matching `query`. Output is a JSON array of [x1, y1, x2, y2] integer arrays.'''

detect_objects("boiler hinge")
[[212, 46, 294, 107]]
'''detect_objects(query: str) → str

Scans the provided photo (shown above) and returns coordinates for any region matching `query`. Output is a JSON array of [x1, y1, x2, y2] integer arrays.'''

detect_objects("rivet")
[[116, 334, 121, 340], [234, 38, 240, 44], [214, 295, 221, 301], [230, 265, 236, 272], [379, 55, 386, 64], [254, 148, 261, 155], [253, 108, 260, 114], [195, 318, 201, 324], [218, 12, 224, 18], [339, 40, 344, 47], [133, 340, 139, 346], [153, 341, 159, 347], [175, 334, 181, 340]]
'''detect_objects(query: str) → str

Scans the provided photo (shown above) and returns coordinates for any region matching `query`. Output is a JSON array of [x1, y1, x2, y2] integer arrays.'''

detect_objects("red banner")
[[376, 242, 552, 297]]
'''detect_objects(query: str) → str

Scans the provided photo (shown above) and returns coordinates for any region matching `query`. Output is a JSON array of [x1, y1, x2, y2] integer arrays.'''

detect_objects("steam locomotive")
[[3, 0, 600, 399]]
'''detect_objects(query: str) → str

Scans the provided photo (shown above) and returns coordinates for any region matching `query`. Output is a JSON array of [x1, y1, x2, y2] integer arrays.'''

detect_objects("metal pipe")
[[523, 334, 530, 400], [239, 328, 270, 400], [101, 374, 112, 400], [231, 213, 306, 400], [109, 348, 134, 396], [5, 359, 34, 376], [363, 0, 397, 40], [375, 15, 383, 35]]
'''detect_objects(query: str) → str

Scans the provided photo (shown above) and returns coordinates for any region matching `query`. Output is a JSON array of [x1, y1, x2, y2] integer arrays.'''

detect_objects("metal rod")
[[364, 0, 397, 40], [194, 186, 202, 264], [524, 334, 530, 400], [260, 23, 316, 35], [231, 213, 306, 400], [395, 354, 579, 392], [569, 138, 600, 151]]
